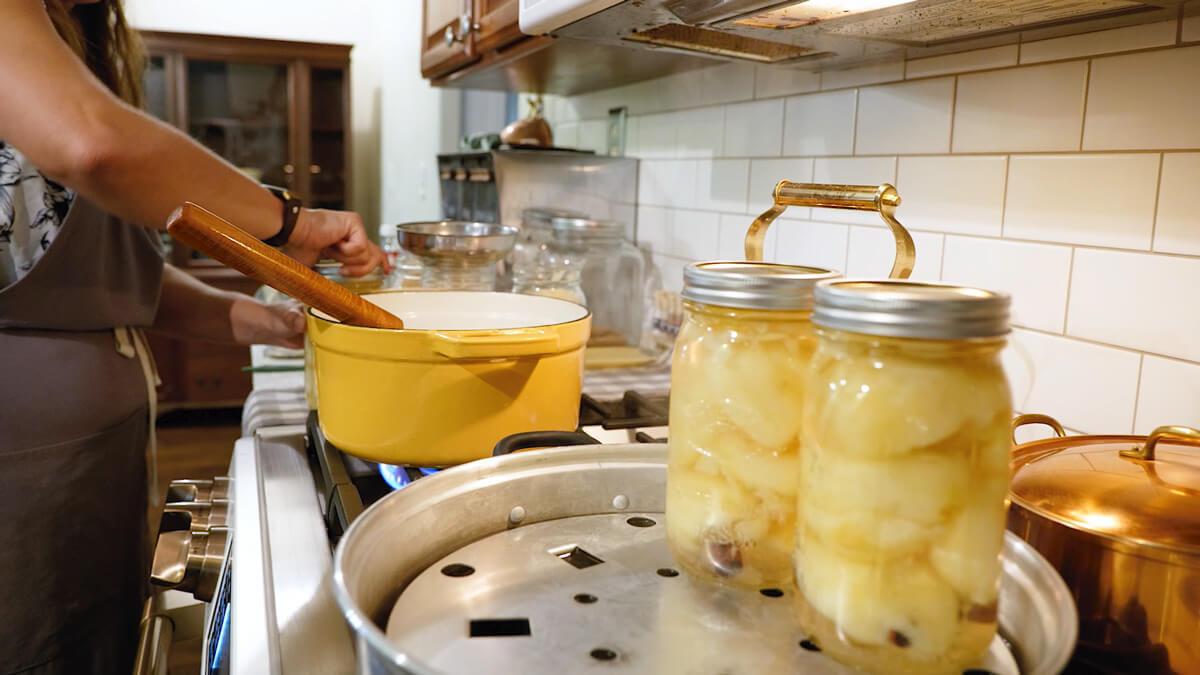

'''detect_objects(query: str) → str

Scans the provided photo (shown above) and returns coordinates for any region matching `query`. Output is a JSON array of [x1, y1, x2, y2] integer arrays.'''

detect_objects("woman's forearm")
[[0, 0, 285, 239], [151, 264, 238, 343], [152, 265, 307, 348]]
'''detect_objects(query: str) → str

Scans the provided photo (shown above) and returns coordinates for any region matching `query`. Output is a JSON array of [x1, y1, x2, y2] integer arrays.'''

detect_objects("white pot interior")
[[314, 291, 589, 330]]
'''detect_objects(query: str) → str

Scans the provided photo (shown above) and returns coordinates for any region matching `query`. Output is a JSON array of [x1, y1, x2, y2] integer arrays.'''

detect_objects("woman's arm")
[[152, 264, 306, 348], [0, 0, 385, 275]]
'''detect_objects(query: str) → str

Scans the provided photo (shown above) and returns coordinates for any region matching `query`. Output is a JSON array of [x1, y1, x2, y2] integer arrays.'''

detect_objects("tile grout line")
[[570, 41, 1192, 120], [1130, 354, 1146, 434], [1149, 152, 1165, 251], [947, 75, 959, 154], [1013, 325, 1195, 364], [1000, 155, 1012, 237], [625, 149, 1192, 161], [850, 89, 860, 156], [629, 203, 1200, 262], [1062, 247, 1076, 336], [1078, 59, 1092, 152]]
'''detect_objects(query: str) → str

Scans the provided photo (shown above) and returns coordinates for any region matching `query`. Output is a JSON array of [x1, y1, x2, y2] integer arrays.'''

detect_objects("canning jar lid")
[[522, 207, 585, 229], [812, 279, 1010, 339], [1010, 422, 1200, 555], [681, 261, 839, 311], [550, 216, 625, 237]]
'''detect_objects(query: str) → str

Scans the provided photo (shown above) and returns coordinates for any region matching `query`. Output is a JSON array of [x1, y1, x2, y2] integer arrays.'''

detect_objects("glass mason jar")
[[796, 280, 1013, 674], [550, 216, 654, 348], [667, 262, 839, 589], [510, 207, 585, 286]]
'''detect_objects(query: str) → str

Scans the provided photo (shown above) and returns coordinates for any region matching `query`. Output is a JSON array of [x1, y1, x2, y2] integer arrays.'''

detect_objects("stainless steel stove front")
[[223, 426, 355, 674]]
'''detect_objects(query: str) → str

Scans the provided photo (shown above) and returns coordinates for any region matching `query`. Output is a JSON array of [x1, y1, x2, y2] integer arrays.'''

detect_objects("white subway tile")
[[554, 123, 579, 149], [638, 160, 697, 209], [782, 90, 857, 157], [754, 65, 821, 99], [1085, 46, 1200, 150], [613, 203, 637, 242], [747, 158, 814, 217], [856, 78, 954, 155], [577, 120, 607, 154], [905, 44, 1019, 79], [1135, 356, 1200, 433], [675, 107, 725, 159], [700, 63, 757, 106], [940, 236, 1072, 333], [1005, 154, 1159, 249], [846, 226, 943, 280], [695, 160, 750, 213], [1002, 329, 1140, 434], [654, 254, 689, 293], [774, 219, 849, 272], [634, 113, 676, 159], [1020, 21, 1177, 64], [811, 157, 897, 224], [622, 116, 640, 157], [1155, 153, 1200, 256], [667, 209, 721, 260], [723, 100, 784, 157], [820, 61, 905, 90], [718, 212, 777, 260], [953, 61, 1087, 152], [1068, 248, 1200, 362], [635, 206, 670, 254], [656, 70, 707, 113], [1185, 11, 1200, 42], [895, 156, 1007, 236]]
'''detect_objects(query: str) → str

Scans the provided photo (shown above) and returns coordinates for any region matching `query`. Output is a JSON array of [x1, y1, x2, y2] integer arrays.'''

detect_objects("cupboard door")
[[473, 0, 523, 54], [308, 67, 349, 210], [422, 0, 478, 79]]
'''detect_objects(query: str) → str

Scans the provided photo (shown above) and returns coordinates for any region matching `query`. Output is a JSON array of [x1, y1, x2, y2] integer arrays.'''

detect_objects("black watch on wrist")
[[262, 185, 301, 247]]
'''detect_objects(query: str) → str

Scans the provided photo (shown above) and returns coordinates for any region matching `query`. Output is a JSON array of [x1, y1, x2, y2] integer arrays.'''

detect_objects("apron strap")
[[115, 326, 162, 544]]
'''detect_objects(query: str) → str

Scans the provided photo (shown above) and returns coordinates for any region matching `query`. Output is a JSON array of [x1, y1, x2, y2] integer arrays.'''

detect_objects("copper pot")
[[1007, 415, 1200, 674]]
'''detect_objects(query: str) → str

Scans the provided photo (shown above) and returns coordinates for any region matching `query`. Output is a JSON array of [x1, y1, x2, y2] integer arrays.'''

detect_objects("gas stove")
[[173, 390, 671, 674]]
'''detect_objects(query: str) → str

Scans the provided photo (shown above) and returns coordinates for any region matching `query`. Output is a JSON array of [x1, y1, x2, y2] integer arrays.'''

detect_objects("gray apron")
[[0, 195, 164, 674]]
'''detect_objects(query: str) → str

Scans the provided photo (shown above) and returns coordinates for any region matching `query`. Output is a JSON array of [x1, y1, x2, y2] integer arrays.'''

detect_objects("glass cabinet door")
[[309, 67, 347, 210], [144, 55, 170, 122], [186, 60, 291, 189]]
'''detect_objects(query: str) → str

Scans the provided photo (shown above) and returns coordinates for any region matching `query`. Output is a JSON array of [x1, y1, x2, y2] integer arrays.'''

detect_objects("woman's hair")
[[45, 0, 144, 107]]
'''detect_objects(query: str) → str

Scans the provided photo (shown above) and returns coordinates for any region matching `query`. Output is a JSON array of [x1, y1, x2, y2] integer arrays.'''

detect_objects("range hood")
[[521, 0, 1184, 69]]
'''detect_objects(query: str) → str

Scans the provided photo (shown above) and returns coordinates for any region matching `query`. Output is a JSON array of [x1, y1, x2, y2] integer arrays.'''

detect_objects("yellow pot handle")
[[430, 331, 560, 359]]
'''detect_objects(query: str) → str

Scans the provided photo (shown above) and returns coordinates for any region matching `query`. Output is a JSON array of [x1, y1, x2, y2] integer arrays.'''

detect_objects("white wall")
[[541, 16, 1200, 437], [125, 0, 458, 234]]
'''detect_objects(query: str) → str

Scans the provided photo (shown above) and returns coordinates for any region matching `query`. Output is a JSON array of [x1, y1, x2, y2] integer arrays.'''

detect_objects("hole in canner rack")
[[548, 545, 605, 569]]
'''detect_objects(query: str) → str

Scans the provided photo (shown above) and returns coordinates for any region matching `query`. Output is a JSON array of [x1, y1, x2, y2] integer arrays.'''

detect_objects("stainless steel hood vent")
[[545, 0, 1183, 70]]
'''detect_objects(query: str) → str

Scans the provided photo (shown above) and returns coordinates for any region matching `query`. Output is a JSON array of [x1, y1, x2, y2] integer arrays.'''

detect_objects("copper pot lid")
[[1009, 414, 1200, 555]]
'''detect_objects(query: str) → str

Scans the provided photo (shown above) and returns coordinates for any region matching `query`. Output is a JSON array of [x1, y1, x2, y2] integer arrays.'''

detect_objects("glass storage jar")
[[549, 216, 654, 348], [796, 280, 1013, 675], [510, 207, 585, 286], [666, 262, 839, 589]]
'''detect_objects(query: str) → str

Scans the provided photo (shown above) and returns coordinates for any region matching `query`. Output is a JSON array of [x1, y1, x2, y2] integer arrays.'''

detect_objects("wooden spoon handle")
[[166, 202, 406, 330]]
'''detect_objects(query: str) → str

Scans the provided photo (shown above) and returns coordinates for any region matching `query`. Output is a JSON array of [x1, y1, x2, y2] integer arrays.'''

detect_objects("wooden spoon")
[[166, 202, 406, 329]]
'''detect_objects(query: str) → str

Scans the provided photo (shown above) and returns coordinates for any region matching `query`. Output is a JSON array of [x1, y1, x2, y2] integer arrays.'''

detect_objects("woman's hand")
[[230, 297, 307, 349], [282, 208, 388, 276]]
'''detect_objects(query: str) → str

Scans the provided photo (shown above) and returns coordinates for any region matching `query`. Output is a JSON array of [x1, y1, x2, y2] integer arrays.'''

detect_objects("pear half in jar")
[[806, 353, 1010, 460]]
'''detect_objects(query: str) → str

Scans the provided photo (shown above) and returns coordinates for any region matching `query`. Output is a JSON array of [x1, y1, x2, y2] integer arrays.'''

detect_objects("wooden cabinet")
[[419, 0, 711, 96], [141, 31, 352, 408], [421, 0, 525, 79]]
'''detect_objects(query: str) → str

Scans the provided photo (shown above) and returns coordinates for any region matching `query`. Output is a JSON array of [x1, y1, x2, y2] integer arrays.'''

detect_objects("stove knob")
[[162, 498, 230, 532], [150, 526, 228, 602], [165, 477, 230, 503]]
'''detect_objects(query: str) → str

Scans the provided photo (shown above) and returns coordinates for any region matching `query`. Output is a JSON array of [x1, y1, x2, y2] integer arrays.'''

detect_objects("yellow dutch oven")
[[307, 290, 590, 466]]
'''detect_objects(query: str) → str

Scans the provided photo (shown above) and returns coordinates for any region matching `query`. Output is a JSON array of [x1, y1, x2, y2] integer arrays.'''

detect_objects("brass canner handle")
[[1011, 413, 1068, 444], [1120, 425, 1200, 461], [745, 182, 916, 279]]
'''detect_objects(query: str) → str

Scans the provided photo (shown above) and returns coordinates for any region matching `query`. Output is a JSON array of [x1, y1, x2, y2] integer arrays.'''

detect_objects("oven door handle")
[[132, 592, 173, 675]]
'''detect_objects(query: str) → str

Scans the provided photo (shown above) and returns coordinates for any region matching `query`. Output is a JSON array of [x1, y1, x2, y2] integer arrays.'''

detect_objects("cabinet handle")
[[444, 25, 458, 47], [309, 164, 321, 175], [283, 164, 295, 175]]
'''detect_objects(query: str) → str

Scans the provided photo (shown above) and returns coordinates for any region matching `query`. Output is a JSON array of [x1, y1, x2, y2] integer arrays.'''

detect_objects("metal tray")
[[333, 445, 1077, 675]]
